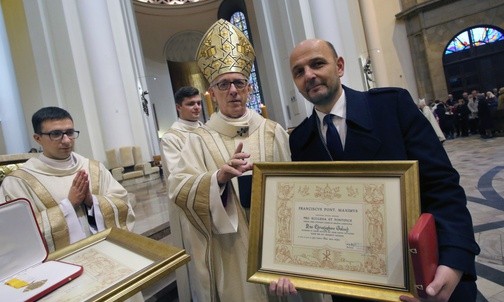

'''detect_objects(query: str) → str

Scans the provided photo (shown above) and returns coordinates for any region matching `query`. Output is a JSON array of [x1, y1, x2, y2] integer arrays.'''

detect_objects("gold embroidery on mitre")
[[196, 19, 256, 84]]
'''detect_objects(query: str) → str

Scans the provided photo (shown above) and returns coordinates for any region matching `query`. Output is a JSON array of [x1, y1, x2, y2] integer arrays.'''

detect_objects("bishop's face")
[[209, 72, 251, 119]]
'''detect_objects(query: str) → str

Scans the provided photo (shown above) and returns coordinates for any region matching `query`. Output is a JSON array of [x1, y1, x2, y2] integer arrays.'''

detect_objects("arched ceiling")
[[133, 0, 222, 62]]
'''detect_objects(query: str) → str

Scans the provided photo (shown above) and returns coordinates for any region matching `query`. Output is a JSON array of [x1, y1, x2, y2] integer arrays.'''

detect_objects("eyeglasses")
[[39, 129, 80, 141], [212, 79, 248, 91]]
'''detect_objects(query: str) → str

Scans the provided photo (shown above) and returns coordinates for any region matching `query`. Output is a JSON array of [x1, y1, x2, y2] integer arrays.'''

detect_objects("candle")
[[260, 104, 268, 119], [204, 91, 214, 117]]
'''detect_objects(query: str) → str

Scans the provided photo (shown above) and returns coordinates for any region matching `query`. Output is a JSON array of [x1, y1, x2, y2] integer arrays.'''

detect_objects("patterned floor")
[[127, 134, 504, 301], [444, 135, 504, 302]]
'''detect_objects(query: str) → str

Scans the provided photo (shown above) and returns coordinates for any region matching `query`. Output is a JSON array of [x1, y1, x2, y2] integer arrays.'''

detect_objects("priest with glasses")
[[1, 106, 135, 253]]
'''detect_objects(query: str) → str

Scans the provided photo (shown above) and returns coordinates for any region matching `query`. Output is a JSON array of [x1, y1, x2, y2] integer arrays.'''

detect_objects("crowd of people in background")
[[426, 87, 504, 140]]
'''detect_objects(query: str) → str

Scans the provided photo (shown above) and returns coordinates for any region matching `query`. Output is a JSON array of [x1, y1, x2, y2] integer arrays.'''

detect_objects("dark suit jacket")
[[290, 86, 480, 300]]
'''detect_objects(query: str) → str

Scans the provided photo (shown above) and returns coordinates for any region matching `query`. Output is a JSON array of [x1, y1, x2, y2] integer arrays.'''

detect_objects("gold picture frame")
[[247, 161, 421, 301], [45, 227, 190, 302]]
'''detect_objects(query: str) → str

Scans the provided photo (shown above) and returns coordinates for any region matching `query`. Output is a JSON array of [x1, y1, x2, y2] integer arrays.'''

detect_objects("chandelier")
[[135, 0, 208, 5]]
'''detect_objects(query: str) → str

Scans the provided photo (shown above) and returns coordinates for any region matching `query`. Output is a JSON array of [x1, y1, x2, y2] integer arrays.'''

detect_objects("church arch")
[[443, 25, 504, 98]]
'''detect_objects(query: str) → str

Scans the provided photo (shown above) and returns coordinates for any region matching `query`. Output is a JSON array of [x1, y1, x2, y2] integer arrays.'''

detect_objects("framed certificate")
[[247, 161, 421, 301], [43, 227, 190, 302]]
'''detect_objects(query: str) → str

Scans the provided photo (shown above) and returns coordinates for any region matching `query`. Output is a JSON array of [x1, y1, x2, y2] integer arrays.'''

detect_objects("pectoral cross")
[[237, 127, 249, 136]]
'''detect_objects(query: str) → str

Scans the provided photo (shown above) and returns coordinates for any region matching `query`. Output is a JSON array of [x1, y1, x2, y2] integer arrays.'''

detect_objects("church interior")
[[1, 0, 503, 301]]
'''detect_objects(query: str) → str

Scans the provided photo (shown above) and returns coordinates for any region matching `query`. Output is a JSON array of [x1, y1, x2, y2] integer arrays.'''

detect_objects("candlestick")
[[204, 91, 214, 117], [260, 104, 268, 119]]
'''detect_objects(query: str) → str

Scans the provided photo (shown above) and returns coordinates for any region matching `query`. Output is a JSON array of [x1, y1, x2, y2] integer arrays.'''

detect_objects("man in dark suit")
[[287, 39, 480, 302]]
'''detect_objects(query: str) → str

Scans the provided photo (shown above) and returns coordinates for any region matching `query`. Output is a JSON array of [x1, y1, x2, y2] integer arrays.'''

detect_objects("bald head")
[[290, 39, 338, 66], [289, 39, 345, 113]]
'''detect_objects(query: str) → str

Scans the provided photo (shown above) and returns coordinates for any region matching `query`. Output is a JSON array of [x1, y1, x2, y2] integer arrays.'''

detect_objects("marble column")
[[0, 2, 30, 154], [307, 0, 367, 91], [308, 0, 344, 53], [75, 0, 134, 148], [359, 0, 389, 88]]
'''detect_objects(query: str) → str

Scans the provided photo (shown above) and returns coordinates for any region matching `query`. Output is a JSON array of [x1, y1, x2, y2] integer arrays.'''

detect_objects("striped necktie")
[[324, 114, 344, 159]]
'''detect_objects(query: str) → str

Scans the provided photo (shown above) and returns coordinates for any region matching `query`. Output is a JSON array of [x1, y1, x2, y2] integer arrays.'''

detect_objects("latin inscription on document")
[[273, 181, 387, 276]]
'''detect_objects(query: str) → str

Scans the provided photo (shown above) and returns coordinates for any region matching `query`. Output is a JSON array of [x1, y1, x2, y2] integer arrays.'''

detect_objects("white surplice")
[[1, 152, 135, 252], [159, 119, 203, 301]]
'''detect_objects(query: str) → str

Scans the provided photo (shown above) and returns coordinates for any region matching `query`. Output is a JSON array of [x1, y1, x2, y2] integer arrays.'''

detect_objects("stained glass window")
[[230, 12, 263, 113], [445, 26, 504, 54], [445, 31, 470, 54]]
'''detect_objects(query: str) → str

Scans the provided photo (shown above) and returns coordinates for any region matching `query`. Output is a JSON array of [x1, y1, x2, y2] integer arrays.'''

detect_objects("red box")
[[0, 199, 83, 302], [408, 213, 438, 299]]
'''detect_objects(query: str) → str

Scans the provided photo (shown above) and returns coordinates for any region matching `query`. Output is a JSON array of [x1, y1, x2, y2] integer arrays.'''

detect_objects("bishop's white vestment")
[[168, 109, 292, 301]]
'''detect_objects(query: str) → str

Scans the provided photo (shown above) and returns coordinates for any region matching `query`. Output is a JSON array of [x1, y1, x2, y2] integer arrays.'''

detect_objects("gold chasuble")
[[168, 109, 291, 301]]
